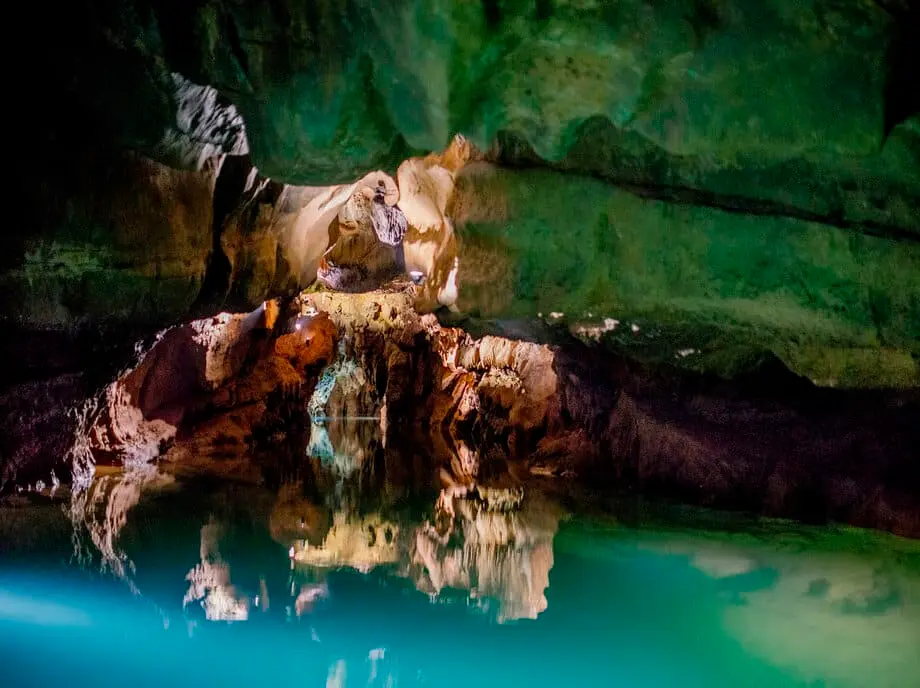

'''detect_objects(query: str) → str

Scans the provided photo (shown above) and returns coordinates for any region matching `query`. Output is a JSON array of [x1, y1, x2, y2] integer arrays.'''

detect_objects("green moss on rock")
[[454, 165, 920, 386]]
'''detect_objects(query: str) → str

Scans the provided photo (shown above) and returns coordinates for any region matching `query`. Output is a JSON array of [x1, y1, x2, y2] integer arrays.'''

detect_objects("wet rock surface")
[[3, 289, 919, 537], [29, 0, 918, 210], [5, 1, 919, 547]]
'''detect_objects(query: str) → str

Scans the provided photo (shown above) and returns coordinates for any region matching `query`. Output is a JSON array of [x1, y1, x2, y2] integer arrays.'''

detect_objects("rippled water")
[[2, 463, 919, 688]]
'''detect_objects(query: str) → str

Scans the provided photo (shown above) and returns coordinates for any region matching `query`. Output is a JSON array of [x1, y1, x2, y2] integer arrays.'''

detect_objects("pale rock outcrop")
[[221, 169, 407, 305], [155, 73, 249, 171], [397, 135, 476, 311], [317, 172, 406, 293]]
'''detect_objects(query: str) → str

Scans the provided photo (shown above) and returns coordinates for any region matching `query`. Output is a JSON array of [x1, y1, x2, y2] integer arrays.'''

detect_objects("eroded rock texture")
[[6, 152, 218, 328], [448, 161, 920, 387], [62, 300, 336, 486], [6, 289, 918, 546], [17, 1, 919, 321], [284, 291, 920, 537], [6, 0, 920, 541], [35, 0, 917, 206]]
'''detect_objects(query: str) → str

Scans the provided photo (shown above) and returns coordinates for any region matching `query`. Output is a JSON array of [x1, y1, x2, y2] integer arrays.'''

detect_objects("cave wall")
[[4, 152, 218, 328], [4, 0, 919, 494], [450, 162, 920, 386], [10, 0, 918, 330], [22, 0, 920, 210]]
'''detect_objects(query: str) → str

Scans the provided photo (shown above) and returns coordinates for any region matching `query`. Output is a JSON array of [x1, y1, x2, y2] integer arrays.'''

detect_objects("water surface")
[[2, 463, 918, 687]]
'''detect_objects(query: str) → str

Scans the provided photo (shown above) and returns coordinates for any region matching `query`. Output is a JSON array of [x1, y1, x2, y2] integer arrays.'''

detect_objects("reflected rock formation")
[[70, 464, 174, 595], [30, 361, 920, 687], [183, 518, 250, 622], [264, 359, 563, 622], [293, 512, 403, 574], [411, 491, 561, 622], [631, 526, 920, 688], [284, 491, 562, 623]]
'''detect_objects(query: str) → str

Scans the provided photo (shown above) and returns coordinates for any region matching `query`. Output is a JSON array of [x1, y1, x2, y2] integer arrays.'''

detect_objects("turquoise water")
[[2, 474, 919, 687]]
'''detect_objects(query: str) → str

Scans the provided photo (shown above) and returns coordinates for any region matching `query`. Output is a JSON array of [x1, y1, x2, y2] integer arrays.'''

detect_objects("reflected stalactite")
[[292, 512, 403, 573], [283, 489, 561, 622], [281, 455, 560, 622], [70, 464, 173, 595], [183, 518, 250, 621], [294, 581, 329, 617], [265, 341, 561, 621], [410, 491, 561, 622]]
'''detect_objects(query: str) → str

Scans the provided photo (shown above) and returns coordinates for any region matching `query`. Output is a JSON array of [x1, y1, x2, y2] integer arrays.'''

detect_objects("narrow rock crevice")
[[192, 155, 255, 315]]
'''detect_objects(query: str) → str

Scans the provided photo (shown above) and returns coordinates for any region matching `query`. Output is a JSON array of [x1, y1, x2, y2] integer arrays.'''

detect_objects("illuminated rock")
[[72, 304, 336, 480], [411, 493, 561, 622], [183, 519, 250, 621], [292, 512, 402, 573]]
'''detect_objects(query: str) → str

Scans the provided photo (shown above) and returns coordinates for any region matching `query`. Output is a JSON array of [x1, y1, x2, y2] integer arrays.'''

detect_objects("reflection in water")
[[4, 381, 920, 687], [292, 511, 403, 573], [306, 340, 382, 481], [411, 494, 559, 622], [183, 518, 249, 621], [69, 463, 173, 595], [281, 481, 560, 623], [3, 472, 920, 686], [294, 581, 328, 617]]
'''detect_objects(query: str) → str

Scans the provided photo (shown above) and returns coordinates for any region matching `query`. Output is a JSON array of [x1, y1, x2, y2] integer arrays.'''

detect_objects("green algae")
[[455, 166, 920, 385]]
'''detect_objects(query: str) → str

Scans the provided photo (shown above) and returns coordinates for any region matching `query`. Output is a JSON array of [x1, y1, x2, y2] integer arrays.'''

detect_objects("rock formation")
[[262, 290, 920, 536], [4, 0, 919, 545], [60, 300, 336, 488], [30, 0, 918, 205]]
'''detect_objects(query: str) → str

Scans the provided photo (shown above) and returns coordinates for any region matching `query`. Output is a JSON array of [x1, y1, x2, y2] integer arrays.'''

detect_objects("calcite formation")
[[70, 301, 336, 484], [17, 283, 907, 538], [278, 291, 920, 537], [4, 0, 919, 545]]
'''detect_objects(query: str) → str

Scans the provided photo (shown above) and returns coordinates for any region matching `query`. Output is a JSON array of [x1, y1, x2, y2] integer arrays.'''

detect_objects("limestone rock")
[[3, 151, 217, 328], [290, 291, 920, 537], [77, 303, 336, 475], [36, 0, 915, 235], [17, 0, 919, 344], [447, 162, 920, 387], [154, 73, 250, 171]]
